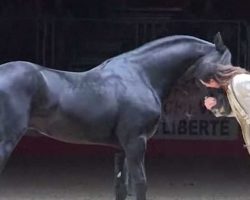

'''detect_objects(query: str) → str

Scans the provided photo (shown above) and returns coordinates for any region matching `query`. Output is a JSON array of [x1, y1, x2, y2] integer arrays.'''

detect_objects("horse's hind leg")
[[0, 93, 29, 174]]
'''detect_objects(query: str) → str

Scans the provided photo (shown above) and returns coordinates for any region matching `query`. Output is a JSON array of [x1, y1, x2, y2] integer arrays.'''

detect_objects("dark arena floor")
[[1, 155, 250, 200]]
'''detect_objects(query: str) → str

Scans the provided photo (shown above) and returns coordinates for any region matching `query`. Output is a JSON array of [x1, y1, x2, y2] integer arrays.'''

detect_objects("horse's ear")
[[214, 32, 226, 52]]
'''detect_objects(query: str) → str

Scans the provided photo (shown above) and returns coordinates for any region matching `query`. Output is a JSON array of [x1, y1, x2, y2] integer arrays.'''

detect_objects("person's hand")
[[204, 96, 217, 110]]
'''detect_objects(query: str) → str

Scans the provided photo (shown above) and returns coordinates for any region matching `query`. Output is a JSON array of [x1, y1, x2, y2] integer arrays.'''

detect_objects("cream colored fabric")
[[210, 74, 250, 154], [226, 74, 250, 154]]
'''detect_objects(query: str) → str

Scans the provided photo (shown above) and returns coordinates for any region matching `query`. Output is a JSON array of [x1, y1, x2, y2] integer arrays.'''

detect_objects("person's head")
[[195, 62, 248, 89]]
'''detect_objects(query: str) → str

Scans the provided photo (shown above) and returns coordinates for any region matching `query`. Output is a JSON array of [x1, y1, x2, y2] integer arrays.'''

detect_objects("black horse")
[[0, 33, 231, 200]]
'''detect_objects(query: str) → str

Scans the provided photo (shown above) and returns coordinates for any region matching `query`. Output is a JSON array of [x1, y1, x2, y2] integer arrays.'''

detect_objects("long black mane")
[[132, 35, 213, 54]]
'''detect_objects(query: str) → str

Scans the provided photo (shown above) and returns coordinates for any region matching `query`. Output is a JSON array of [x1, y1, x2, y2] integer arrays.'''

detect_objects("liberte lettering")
[[162, 120, 229, 136]]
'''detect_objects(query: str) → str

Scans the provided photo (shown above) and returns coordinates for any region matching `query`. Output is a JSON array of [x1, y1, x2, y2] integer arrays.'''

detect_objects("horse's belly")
[[29, 115, 114, 145]]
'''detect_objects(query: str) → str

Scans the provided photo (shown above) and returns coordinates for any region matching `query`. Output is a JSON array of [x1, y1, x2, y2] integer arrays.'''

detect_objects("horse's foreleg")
[[125, 136, 147, 200], [114, 152, 128, 200], [124, 158, 134, 197]]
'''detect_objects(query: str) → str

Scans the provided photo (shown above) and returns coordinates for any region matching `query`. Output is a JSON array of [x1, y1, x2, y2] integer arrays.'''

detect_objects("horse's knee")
[[126, 136, 146, 158]]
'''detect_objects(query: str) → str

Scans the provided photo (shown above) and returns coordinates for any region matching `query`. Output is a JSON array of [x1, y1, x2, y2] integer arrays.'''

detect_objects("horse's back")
[[0, 61, 41, 91]]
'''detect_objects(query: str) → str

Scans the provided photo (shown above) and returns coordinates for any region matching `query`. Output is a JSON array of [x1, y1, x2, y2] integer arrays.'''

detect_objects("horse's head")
[[185, 32, 232, 80], [165, 33, 232, 120], [134, 33, 232, 101], [200, 32, 231, 65]]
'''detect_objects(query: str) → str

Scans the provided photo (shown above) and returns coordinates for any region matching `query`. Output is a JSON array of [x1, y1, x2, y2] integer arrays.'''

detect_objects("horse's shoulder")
[[120, 85, 161, 113]]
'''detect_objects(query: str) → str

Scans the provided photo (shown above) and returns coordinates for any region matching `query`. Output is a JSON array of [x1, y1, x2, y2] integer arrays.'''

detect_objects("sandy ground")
[[0, 155, 250, 200]]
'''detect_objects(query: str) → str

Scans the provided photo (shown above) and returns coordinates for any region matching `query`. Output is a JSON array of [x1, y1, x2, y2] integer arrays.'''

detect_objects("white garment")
[[212, 74, 250, 154]]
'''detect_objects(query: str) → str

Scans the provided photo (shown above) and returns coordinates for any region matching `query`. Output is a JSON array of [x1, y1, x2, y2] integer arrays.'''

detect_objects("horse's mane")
[[132, 35, 214, 55]]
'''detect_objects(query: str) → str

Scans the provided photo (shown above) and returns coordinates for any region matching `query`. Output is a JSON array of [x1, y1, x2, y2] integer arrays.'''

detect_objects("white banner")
[[155, 117, 239, 140], [154, 79, 240, 140]]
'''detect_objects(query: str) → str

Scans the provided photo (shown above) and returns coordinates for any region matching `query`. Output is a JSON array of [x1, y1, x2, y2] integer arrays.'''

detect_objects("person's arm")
[[204, 92, 234, 117]]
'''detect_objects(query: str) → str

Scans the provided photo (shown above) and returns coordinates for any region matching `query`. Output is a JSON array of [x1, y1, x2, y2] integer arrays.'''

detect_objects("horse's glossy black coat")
[[0, 34, 231, 200]]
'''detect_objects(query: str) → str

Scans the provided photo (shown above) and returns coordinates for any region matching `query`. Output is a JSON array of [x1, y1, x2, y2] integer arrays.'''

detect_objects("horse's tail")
[[0, 90, 29, 174]]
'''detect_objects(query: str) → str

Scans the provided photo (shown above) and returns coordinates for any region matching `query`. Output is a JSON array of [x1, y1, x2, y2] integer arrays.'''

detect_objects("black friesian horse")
[[0, 33, 231, 200]]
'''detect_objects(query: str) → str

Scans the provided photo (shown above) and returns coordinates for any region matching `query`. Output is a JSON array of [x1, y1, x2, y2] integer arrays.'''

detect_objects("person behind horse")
[[195, 62, 250, 154]]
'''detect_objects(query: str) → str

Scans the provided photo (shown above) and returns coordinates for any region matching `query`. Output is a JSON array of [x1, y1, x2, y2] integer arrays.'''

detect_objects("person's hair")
[[195, 62, 249, 87]]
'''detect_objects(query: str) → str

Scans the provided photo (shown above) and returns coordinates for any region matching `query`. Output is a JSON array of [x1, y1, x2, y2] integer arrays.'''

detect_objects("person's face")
[[200, 79, 221, 88]]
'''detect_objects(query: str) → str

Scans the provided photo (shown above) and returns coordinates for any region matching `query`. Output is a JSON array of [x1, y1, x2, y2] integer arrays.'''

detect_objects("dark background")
[[1, 3, 250, 199], [0, 0, 244, 158], [0, 0, 250, 71]]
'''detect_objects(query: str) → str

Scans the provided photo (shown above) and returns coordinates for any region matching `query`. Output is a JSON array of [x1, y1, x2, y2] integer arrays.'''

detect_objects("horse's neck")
[[133, 39, 213, 99]]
